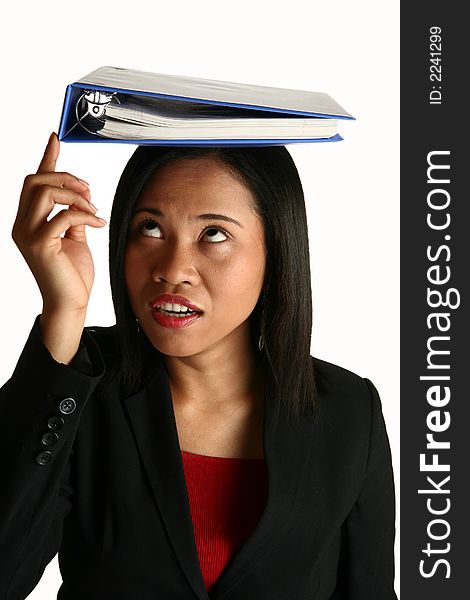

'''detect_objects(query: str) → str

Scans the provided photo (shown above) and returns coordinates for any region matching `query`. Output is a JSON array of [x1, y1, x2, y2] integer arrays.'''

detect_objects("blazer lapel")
[[123, 351, 312, 600], [123, 354, 208, 600], [208, 398, 313, 599]]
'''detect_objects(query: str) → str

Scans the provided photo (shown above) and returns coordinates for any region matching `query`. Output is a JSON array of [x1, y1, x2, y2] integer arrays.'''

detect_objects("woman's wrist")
[[39, 307, 87, 365]]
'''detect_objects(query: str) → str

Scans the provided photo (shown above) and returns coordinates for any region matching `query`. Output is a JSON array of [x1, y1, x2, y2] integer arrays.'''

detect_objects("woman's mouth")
[[151, 307, 203, 328]]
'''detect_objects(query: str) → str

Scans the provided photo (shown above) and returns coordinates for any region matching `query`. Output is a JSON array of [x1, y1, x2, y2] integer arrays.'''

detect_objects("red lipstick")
[[152, 310, 202, 329], [149, 294, 203, 312], [150, 293, 203, 329]]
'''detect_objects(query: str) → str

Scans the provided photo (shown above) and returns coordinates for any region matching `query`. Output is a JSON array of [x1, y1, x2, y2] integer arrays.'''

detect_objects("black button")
[[42, 431, 59, 446], [36, 451, 53, 466], [59, 398, 76, 414], [47, 416, 65, 431]]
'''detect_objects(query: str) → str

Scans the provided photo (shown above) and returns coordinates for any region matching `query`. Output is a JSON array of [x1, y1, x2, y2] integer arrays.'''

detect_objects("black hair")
[[109, 145, 317, 424]]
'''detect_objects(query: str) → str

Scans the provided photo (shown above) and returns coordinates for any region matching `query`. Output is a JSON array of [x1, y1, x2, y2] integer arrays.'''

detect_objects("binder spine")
[[58, 84, 121, 141]]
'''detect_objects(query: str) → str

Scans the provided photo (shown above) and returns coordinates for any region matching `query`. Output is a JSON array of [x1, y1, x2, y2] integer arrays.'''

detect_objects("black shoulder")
[[83, 324, 120, 366], [313, 356, 368, 392], [84, 323, 118, 341], [311, 355, 374, 429]]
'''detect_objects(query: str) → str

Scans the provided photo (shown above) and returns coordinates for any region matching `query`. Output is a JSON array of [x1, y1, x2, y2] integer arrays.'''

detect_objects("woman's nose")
[[150, 241, 197, 285]]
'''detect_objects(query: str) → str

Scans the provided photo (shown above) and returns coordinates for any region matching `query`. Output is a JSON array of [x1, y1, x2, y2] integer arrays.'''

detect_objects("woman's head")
[[124, 156, 267, 360], [109, 145, 316, 421]]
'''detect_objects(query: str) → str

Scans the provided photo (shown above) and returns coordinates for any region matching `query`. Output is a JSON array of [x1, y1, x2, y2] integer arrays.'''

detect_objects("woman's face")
[[125, 157, 267, 358]]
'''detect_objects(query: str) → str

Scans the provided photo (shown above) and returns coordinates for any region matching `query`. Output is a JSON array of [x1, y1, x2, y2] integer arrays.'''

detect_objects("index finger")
[[36, 132, 60, 174]]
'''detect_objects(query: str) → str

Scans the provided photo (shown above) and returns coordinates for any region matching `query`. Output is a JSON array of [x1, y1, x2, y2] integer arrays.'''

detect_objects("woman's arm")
[[0, 317, 104, 599], [330, 379, 398, 599], [0, 132, 108, 597], [11, 132, 106, 364]]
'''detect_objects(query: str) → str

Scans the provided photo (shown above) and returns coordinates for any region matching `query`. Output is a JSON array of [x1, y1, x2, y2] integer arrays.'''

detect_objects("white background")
[[0, 1, 400, 597]]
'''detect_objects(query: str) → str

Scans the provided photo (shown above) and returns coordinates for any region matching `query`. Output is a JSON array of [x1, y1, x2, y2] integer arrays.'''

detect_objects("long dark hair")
[[109, 145, 317, 424]]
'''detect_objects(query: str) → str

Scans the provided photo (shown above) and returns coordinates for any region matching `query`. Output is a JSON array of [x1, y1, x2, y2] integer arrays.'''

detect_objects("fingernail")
[[98, 217, 107, 224], [89, 202, 98, 212], [77, 178, 90, 187]]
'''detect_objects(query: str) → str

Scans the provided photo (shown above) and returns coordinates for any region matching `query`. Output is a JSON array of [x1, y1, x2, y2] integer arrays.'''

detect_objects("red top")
[[181, 450, 268, 592]]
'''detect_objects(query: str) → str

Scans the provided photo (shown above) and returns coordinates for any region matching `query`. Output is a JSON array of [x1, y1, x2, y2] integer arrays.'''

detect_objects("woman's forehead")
[[135, 156, 255, 212]]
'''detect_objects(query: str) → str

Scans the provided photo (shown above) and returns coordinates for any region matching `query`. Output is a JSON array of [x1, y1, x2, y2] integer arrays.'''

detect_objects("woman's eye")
[[202, 227, 228, 243], [137, 220, 228, 243], [140, 220, 162, 238]]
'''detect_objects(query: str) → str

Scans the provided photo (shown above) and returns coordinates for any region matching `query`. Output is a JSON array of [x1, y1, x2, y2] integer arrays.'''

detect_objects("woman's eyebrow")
[[132, 207, 244, 228]]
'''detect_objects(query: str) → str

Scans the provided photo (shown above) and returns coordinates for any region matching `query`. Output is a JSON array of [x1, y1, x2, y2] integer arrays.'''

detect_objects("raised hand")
[[12, 132, 107, 363]]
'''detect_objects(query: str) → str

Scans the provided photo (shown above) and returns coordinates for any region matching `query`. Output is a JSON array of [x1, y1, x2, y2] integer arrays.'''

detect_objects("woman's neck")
[[163, 345, 264, 417]]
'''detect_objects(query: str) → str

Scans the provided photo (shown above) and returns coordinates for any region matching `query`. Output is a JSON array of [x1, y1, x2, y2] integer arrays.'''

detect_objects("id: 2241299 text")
[[429, 26, 442, 105]]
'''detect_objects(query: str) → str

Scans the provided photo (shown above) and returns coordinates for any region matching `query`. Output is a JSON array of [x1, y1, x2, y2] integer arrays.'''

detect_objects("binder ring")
[[75, 89, 121, 136]]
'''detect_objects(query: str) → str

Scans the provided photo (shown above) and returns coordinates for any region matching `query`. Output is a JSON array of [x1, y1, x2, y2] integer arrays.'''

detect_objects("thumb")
[[64, 222, 88, 245], [63, 204, 88, 245], [37, 132, 60, 174]]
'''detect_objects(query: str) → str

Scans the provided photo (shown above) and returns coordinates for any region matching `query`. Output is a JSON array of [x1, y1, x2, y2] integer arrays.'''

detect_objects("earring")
[[135, 318, 141, 333], [258, 287, 267, 352], [258, 306, 265, 351]]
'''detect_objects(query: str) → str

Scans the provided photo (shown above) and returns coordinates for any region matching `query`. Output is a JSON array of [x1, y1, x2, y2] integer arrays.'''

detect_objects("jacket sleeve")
[[330, 379, 398, 600], [0, 316, 105, 599]]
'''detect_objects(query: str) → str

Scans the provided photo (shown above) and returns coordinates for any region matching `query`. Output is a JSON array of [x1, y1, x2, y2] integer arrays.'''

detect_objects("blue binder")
[[58, 66, 354, 147]]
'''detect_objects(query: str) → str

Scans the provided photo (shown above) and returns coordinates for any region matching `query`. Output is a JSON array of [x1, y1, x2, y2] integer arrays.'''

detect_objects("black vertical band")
[[401, 5, 469, 598]]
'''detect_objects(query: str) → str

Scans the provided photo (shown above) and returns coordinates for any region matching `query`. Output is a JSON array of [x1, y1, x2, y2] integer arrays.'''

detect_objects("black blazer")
[[0, 318, 397, 600]]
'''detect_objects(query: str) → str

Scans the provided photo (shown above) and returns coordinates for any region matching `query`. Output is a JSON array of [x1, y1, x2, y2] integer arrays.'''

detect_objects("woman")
[[0, 133, 397, 599]]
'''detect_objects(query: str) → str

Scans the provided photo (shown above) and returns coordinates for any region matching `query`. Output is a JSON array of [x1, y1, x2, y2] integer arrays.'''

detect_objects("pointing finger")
[[36, 132, 60, 174]]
